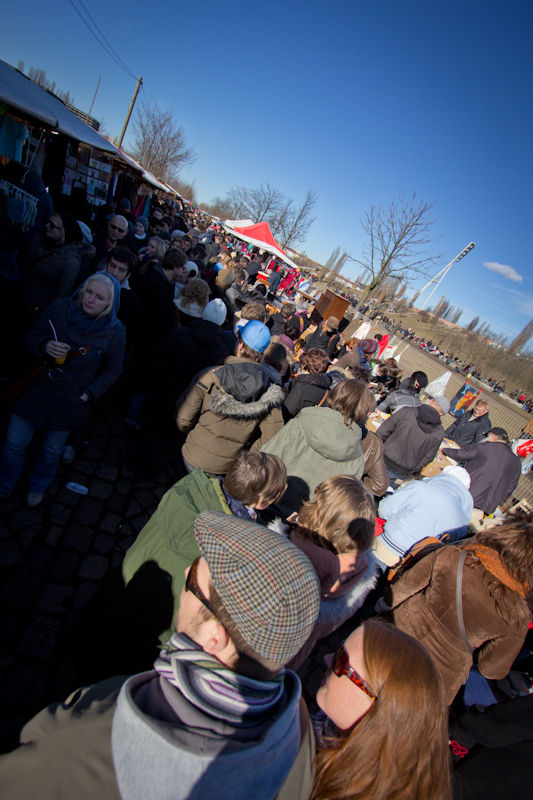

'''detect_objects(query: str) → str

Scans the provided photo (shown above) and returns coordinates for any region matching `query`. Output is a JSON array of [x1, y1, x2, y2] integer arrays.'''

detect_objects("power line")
[[75, 0, 137, 80], [67, 0, 138, 81]]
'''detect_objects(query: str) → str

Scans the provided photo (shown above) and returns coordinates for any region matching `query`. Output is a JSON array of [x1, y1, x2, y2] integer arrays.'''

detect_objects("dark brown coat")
[[381, 546, 531, 704]]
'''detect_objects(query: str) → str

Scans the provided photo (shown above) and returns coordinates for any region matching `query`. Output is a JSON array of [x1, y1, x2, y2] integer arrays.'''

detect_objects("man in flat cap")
[[0, 512, 320, 800]]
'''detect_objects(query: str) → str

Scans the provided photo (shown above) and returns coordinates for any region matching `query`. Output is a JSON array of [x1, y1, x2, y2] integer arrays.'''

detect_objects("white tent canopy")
[[224, 219, 255, 229]]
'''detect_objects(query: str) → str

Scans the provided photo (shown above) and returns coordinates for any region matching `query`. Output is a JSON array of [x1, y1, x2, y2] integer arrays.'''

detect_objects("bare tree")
[[169, 178, 197, 204], [318, 247, 347, 281], [130, 97, 196, 183], [509, 318, 533, 354], [442, 303, 455, 321], [225, 186, 252, 220], [347, 193, 442, 307], [433, 297, 449, 318], [465, 315, 480, 333], [450, 307, 463, 325], [200, 196, 236, 219], [18, 62, 75, 106], [396, 282, 407, 301], [211, 183, 317, 248], [275, 190, 317, 249]]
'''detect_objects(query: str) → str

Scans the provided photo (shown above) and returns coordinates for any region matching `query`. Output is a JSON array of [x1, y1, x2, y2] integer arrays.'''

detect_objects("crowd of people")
[[377, 316, 533, 411], [0, 193, 532, 800]]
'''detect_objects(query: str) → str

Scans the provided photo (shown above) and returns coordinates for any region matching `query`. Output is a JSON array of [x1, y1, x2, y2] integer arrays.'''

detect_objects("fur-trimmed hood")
[[209, 381, 285, 420]]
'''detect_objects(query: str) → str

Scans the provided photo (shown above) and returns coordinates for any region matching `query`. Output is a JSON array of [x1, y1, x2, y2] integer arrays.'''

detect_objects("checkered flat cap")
[[194, 511, 320, 665]]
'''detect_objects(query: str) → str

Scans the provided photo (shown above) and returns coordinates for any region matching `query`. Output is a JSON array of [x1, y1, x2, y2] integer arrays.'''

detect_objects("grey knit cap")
[[194, 511, 320, 664]]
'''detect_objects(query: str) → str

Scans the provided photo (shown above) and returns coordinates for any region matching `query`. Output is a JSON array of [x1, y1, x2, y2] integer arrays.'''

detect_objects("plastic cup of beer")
[[54, 344, 71, 364]]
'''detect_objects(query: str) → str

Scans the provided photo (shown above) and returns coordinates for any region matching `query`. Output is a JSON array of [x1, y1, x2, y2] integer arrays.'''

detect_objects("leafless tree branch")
[[130, 97, 196, 183]]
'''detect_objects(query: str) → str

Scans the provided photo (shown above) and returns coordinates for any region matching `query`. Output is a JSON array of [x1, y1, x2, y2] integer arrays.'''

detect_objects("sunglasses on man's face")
[[332, 642, 378, 700], [185, 557, 215, 616], [110, 224, 127, 233]]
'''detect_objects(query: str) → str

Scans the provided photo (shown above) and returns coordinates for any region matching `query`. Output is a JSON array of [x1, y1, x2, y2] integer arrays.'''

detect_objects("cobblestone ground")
[[0, 399, 365, 754]]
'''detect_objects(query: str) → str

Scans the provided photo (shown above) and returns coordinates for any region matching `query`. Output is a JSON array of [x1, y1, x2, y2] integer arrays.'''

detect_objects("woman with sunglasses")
[[312, 619, 452, 800]]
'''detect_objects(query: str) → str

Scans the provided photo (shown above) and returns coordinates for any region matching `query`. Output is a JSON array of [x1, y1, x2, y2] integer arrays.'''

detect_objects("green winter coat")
[[261, 406, 365, 517], [122, 469, 232, 646]]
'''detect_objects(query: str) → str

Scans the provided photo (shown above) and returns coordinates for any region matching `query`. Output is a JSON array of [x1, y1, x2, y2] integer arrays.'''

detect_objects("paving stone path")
[[0, 404, 354, 754]]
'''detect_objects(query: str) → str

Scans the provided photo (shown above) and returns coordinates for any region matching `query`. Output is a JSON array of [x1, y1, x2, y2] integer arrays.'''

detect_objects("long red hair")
[[311, 620, 452, 800]]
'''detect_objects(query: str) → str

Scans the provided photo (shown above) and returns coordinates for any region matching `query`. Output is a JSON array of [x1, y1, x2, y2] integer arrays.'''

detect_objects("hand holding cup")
[[45, 340, 71, 364]]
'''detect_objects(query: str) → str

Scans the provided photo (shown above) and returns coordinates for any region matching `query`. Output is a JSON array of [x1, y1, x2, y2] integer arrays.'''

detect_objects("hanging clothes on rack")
[[0, 179, 39, 231], [0, 113, 30, 162]]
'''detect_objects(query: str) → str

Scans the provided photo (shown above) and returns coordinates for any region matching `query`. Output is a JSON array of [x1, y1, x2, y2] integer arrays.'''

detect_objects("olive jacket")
[[261, 406, 365, 516]]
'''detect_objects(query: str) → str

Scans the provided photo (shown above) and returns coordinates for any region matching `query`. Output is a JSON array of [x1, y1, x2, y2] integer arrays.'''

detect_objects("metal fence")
[[373, 325, 533, 509]]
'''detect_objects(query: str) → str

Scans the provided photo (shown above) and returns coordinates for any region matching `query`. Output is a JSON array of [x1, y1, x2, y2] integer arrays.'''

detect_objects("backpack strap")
[[456, 550, 474, 655], [317, 389, 329, 407]]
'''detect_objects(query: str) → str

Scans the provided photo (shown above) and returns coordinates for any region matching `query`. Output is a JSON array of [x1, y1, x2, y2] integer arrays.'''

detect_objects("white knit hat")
[[442, 465, 471, 489], [202, 298, 226, 326]]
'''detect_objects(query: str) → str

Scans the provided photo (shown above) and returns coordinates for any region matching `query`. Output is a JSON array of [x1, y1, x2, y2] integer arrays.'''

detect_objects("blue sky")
[[2, 0, 532, 340]]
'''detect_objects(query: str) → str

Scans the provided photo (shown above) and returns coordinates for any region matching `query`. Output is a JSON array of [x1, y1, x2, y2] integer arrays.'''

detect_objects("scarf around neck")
[[154, 632, 284, 726], [465, 544, 528, 598]]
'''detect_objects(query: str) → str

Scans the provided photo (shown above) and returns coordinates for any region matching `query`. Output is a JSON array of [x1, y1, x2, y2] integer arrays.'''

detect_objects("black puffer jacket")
[[283, 373, 332, 420], [378, 405, 445, 475], [23, 243, 81, 329], [143, 319, 229, 416]]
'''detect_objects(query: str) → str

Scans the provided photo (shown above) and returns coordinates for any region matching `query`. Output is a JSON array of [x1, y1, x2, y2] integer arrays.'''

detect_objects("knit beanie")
[[203, 299, 227, 326]]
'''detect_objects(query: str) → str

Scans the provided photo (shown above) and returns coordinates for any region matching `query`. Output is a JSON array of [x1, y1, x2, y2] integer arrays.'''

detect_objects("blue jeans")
[[385, 464, 409, 488], [0, 414, 70, 495]]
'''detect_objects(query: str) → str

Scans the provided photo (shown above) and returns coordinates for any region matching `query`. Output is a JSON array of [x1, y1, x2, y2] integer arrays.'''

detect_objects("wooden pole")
[[88, 76, 101, 117], [117, 76, 142, 148]]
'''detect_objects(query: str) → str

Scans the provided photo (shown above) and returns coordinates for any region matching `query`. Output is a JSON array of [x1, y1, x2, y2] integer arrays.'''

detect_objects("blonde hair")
[[178, 278, 210, 311], [312, 620, 452, 800], [149, 236, 166, 262], [76, 273, 116, 318], [298, 476, 375, 554]]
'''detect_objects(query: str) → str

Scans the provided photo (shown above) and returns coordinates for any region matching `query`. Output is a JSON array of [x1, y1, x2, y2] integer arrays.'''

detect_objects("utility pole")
[[117, 76, 142, 149], [88, 76, 101, 117]]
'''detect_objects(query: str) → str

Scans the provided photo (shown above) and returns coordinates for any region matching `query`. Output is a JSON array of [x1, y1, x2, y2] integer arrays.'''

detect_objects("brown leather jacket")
[[381, 545, 531, 704], [361, 427, 389, 496]]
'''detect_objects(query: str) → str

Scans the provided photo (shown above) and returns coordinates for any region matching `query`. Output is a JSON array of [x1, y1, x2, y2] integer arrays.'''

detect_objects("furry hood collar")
[[209, 381, 285, 420]]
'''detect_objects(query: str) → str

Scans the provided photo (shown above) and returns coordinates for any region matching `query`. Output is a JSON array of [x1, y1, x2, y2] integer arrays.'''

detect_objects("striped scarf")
[[154, 633, 284, 726]]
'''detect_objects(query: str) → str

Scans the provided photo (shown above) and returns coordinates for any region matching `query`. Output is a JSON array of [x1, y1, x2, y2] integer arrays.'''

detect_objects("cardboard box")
[[420, 450, 456, 478], [366, 411, 390, 434]]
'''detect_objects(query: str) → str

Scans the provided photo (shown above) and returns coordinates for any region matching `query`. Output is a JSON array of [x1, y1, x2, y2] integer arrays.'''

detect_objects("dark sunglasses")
[[333, 642, 377, 700], [185, 557, 215, 616], [110, 224, 127, 233]]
